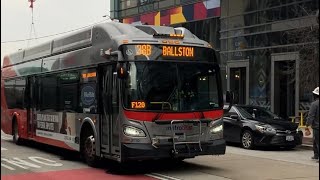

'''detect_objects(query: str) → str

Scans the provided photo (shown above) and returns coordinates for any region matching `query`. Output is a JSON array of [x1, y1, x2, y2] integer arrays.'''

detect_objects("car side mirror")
[[230, 114, 239, 120], [224, 91, 234, 114]]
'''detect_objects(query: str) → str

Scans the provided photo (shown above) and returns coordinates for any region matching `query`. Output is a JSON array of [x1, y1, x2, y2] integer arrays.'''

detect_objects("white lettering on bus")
[[36, 114, 59, 123], [28, 157, 63, 167], [1, 163, 15, 170], [1, 157, 41, 169]]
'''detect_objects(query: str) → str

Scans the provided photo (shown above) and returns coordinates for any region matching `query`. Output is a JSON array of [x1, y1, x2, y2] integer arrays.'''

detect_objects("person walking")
[[305, 87, 319, 163]]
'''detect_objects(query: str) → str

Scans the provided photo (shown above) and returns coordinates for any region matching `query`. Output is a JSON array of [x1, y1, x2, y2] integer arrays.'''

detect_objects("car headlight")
[[210, 124, 223, 134], [255, 124, 276, 134], [123, 126, 146, 137]]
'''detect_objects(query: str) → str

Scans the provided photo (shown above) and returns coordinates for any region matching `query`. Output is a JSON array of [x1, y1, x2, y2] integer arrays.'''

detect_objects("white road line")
[[146, 173, 182, 180], [1, 136, 12, 140], [1, 147, 8, 151], [1, 163, 15, 170], [145, 174, 169, 180]]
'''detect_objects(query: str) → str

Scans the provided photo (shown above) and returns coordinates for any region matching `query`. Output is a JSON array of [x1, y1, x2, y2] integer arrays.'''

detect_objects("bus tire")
[[12, 118, 22, 145], [80, 128, 99, 167]]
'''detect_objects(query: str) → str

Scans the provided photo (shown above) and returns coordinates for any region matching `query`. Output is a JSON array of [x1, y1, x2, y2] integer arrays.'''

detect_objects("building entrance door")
[[227, 60, 249, 105], [271, 53, 299, 120]]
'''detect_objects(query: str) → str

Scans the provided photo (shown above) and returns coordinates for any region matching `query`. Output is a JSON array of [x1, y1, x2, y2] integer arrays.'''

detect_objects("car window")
[[255, 108, 273, 120], [241, 106, 281, 121], [257, 107, 282, 120], [235, 106, 254, 119], [224, 111, 238, 118]]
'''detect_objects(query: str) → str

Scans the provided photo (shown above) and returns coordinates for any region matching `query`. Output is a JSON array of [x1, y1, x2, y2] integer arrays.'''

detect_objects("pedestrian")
[[305, 87, 319, 163]]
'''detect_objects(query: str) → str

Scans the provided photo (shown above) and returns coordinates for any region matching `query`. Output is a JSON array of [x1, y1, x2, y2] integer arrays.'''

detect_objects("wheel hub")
[[242, 132, 252, 148], [85, 135, 95, 158]]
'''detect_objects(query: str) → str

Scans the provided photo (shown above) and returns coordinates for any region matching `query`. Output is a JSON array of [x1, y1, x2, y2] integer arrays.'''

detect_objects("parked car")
[[223, 105, 303, 149]]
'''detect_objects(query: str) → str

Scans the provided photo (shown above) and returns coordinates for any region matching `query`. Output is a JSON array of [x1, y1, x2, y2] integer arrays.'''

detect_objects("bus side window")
[[4, 79, 16, 109], [58, 71, 80, 112], [59, 83, 79, 112], [39, 75, 58, 111], [15, 78, 26, 109]]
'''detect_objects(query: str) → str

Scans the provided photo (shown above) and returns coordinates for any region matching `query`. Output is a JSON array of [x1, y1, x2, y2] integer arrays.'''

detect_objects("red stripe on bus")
[[203, 110, 224, 119], [1, 168, 156, 180], [123, 110, 223, 122]]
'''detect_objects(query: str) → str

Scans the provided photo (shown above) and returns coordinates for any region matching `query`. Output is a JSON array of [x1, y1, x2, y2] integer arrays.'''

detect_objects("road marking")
[[145, 174, 169, 180], [1, 163, 15, 171], [146, 173, 182, 180], [1, 156, 64, 171], [1, 158, 41, 169], [1, 147, 8, 151], [1, 136, 12, 140], [28, 157, 63, 167]]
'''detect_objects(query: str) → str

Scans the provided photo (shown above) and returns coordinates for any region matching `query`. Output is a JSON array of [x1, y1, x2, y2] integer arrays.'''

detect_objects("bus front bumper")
[[121, 139, 226, 161]]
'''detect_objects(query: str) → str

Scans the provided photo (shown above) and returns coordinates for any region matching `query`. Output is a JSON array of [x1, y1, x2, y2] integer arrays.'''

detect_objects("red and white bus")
[[1, 22, 231, 166]]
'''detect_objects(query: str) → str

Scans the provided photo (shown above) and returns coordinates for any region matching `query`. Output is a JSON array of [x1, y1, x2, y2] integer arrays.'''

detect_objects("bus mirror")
[[116, 62, 128, 79], [101, 49, 124, 61]]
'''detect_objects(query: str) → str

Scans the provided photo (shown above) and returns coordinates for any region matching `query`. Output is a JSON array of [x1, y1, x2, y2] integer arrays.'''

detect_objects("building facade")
[[111, 0, 319, 120], [220, 0, 319, 120]]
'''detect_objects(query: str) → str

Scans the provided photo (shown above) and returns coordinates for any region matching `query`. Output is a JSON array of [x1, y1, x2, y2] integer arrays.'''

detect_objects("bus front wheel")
[[80, 129, 99, 167]]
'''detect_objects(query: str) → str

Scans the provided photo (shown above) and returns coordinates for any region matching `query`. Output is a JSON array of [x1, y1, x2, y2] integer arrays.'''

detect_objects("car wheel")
[[241, 130, 254, 149]]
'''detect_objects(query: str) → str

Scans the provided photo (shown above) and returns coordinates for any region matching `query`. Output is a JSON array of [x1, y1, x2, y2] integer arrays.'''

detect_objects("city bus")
[[1, 21, 232, 166]]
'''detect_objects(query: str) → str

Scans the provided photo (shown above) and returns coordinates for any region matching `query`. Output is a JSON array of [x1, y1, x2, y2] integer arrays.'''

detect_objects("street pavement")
[[1, 131, 319, 180]]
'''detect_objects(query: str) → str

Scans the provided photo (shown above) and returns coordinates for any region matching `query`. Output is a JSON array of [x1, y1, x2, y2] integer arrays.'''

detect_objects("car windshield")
[[241, 106, 282, 121], [235, 106, 255, 119], [123, 61, 222, 111]]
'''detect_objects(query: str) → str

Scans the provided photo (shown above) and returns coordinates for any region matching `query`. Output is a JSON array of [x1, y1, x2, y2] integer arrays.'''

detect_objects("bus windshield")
[[123, 61, 222, 111]]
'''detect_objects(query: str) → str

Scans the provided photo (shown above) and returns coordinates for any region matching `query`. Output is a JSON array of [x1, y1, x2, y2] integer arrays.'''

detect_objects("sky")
[[1, 0, 110, 67]]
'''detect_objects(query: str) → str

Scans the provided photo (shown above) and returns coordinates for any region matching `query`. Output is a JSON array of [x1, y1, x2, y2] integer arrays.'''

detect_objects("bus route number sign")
[[136, 45, 152, 56], [131, 101, 146, 109]]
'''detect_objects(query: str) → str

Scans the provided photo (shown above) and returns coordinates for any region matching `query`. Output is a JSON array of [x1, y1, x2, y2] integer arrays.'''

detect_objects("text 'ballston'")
[[162, 46, 194, 57]]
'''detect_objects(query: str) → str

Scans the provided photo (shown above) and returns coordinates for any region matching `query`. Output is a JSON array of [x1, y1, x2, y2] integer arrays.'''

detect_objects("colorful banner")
[[123, 0, 220, 26]]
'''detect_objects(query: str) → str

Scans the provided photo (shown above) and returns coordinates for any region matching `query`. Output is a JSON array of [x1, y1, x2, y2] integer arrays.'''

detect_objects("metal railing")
[[290, 110, 309, 127]]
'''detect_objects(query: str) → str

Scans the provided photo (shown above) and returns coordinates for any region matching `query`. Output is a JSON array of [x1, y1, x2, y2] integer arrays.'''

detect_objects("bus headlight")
[[210, 124, 223, 134], [123, 126, 146, 137]]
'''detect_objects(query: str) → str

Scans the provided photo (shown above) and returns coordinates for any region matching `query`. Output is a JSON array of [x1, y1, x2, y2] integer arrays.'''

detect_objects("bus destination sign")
[[123, 44, 214, 62], [135, 45, 194, 58], [162, 46, 194, 57]]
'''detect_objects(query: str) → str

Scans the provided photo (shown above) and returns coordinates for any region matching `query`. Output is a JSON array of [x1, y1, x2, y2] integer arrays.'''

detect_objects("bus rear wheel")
[[81, 130, 99, 167], [13, 120, 22, 145]]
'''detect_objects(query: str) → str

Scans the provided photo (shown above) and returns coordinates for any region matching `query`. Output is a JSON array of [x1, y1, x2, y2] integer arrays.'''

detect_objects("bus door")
[[100, 64, 120, 157], [27, 76, 37, 138]]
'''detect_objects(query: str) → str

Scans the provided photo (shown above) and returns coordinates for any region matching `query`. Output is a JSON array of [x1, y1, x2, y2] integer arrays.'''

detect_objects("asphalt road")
[[1, 132, 319, 180]]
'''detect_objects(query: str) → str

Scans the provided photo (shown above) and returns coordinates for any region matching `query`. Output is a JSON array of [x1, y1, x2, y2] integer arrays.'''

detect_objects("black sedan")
[[223, 105, 303, 149]]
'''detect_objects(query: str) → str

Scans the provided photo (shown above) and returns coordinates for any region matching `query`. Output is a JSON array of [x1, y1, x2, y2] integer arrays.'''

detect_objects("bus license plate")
[[286, 135, 294, 141]]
